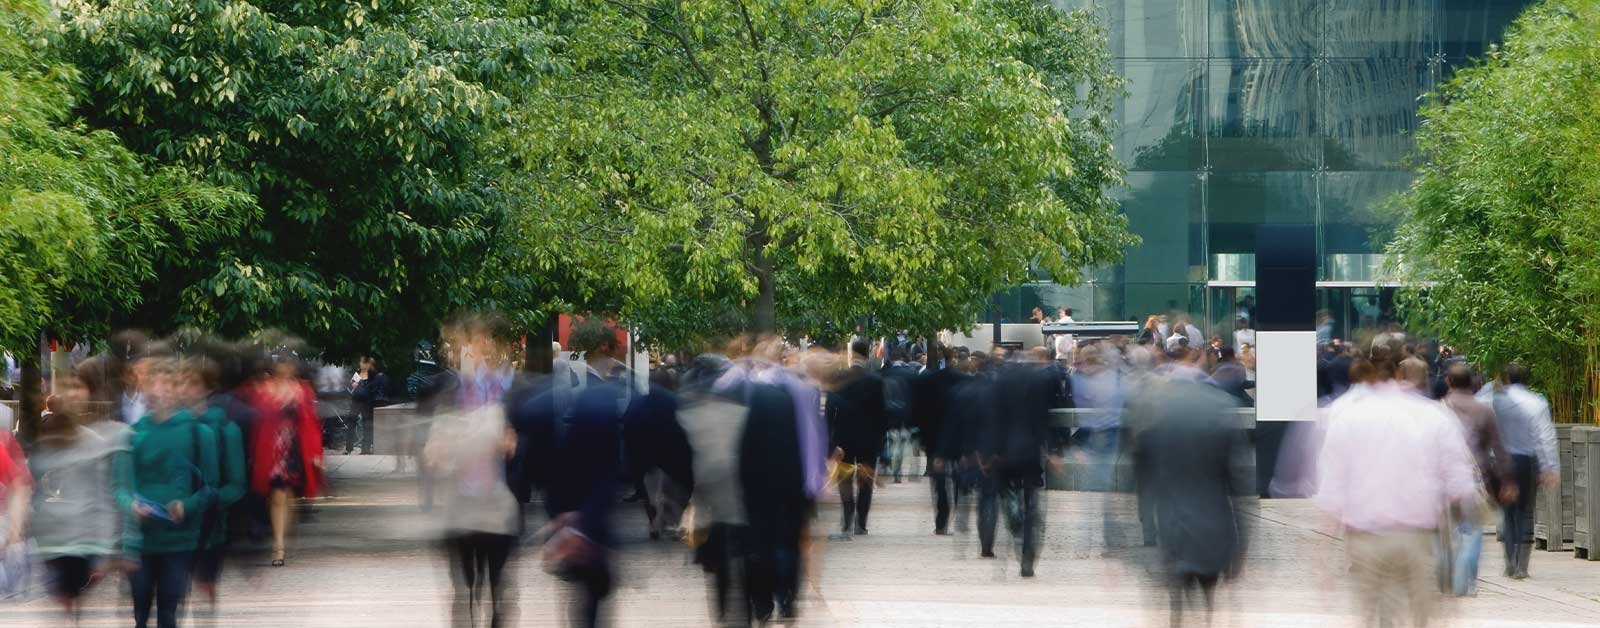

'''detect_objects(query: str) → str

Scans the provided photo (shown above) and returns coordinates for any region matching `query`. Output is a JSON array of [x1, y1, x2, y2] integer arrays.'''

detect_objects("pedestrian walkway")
[[1, 457, 1596, 627]]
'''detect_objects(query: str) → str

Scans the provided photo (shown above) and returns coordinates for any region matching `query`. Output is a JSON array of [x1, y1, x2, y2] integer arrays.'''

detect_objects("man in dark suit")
[[912, 345, 965, 535], [826, 339, 887, 537], [977, 348, 1057, 577], [1130, 374, 1251, 625], [510, 319, 625, 628]]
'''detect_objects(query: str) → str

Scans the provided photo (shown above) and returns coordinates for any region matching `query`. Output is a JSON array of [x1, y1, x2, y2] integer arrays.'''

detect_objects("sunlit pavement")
[[3, 454, 1597, 627]]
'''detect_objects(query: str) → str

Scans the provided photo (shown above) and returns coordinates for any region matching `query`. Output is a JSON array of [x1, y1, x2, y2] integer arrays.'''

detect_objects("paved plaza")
[[3, 454, 1598, 627]]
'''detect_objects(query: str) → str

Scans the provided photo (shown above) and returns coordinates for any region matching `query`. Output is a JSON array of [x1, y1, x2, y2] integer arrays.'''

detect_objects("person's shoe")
[[1019, 566, 1035, 578], [980, 550, 996, 558], [271, 549, 286, 567], [854, 526, 869, 536], [935, 528, 950, 536], [361, 449, 373, 455], [649, 530, 660, 541]]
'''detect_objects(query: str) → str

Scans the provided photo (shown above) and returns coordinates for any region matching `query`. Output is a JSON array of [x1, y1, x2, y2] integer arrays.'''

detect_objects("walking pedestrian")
[[25, 360, 124, 624], [1315, 348, 1479, 627], [1490, 363, 1560, 580], [1130, 371, 1249, 626], [118, 357, 220, 628], [826, 339, 887, 538], [242, 346, 324, 568], [975, 348, 1056, 577], [1440, 363, 1514, 596]]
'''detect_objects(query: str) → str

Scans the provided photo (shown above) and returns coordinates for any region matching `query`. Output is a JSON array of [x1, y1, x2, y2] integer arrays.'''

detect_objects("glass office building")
[[1001, 0, 1533, 345]]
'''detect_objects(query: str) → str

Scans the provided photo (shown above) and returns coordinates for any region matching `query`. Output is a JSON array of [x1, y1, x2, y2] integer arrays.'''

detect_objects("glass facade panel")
[[1318, 171, 1412, 256], [1325, 0, 1435, 58], [1209, 0, 1322, 58], [1115, 59, 1206, 170], [1001, 1, 1534, 336], [1439, 0, 1527, 60], [1208, 60, 1320, 171], [1322, 60, 1430, 170], [1118, 172, 1206, 284], [1206, 172, 1316, 255]]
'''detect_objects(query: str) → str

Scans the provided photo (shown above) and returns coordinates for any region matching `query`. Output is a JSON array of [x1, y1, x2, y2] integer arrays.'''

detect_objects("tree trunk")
[[753, 260, 777, 334], [526, 311, 560, 375], [17, 335, 44, 444]]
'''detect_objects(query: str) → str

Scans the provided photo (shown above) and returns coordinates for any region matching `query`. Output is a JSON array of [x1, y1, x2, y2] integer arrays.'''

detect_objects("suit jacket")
[[911, 366, 964, 454], [827, 367, 887, 464], [981, 363, 1055, 482], [1130, 379, 1248, 577]]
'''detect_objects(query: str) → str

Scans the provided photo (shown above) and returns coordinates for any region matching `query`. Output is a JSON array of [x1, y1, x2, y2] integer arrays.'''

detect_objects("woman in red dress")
[[245, 355, 324, 566]]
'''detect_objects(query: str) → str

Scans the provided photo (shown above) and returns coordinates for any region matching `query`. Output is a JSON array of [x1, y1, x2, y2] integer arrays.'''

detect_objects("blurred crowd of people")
[[0, 330, 330, 628], [0, 314, 1569, 628]]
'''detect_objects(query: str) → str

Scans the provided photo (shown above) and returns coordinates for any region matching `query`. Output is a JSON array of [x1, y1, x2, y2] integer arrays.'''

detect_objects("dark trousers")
[[977, 474, 1041, 571], [446, 532, 516, 628], [568, 560, 613, 628], [1169, 570, 1220, 626], [130, 551, 193, 628], [1501, 454, 1538, 573], [838, 461, 875, 533], [934, 464, 953, 531], [698, 524, 747, 625], [346, 406, 374, 452], [746, 505, 805, 621]]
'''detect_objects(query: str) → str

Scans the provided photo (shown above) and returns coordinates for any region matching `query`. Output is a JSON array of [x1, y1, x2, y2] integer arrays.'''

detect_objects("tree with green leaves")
[[53, 0, 557, 360], [1389, 0, 1600, 423], [510, 0, 1133, 346], [2, 0, 251, 437]]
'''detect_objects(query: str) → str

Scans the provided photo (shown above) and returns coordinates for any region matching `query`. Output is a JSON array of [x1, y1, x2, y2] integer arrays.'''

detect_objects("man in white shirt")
[[1316, 356, 1478, 627], [1232, 317, 1256, 351], [1052, 308, 1077, 365], [1491, 363, 1561, 579]]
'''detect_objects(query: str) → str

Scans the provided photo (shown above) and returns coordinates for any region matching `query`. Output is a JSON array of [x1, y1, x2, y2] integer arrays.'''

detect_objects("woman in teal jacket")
[[115, 358, 219, 628]]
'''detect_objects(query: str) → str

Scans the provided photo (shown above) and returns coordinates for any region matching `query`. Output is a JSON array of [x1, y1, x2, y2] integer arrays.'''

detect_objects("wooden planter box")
[[1535, 424, 1577, 551], [1574, 426, 1600, 560]]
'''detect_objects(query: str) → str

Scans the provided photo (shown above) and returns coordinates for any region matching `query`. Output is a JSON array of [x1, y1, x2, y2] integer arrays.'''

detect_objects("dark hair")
[[1445, 363, 1475, 391], [850, 338, 870, 358], [1218, 347, 1236, 362], [74, 356, 114, 402], [1504, 362, 1530, 386]]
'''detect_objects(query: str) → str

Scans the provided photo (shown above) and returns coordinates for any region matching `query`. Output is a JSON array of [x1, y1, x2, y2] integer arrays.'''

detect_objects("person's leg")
[[571, 560, 613, 628], [1453, 515, 1483, 596], [1508, 455, 1538, 579], [483, 533, 516, 628], [446, 535, 478, 628], [1345, 531, 1386, 628], [1402, 530, 1438, 628], [270, 488, 291, 563], [361, 407, 376, 453], [978, 474, 999, 557], [1018, 483, 1039, 577], [153, 552, 193, 628], [1168, 571, 1191, 628], [838, 464, 857, 535], [130, 555, 156, 628], [932, 463, 951, 534], [744, 536, 776, 622], [774, 515, 802, 618], [1196, 574, 1219, 624], [855, 461, 875, 533]]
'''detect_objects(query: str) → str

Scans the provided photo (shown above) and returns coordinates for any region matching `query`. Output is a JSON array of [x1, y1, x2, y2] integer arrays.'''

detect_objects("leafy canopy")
[[1390, 0, 1600, 421], [0, 0, 250, 350], [511, 0, 1132, 347], [53, 0, 557, 358]]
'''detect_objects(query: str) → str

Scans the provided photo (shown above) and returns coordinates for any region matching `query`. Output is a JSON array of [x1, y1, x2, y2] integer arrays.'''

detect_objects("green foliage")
[[1390, 0, 1600, 422], [0, 0, 250, 350], [510, 0, 1133, 348], [53, 0, 557, 359]]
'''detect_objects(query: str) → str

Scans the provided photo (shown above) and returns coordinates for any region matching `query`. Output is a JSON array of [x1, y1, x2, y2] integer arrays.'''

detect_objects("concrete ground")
[[2, 453, 1597, 627]]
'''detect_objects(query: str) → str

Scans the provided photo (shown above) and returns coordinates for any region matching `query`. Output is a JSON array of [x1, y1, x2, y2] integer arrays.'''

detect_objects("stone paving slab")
[[1, 455, 1596, 627]]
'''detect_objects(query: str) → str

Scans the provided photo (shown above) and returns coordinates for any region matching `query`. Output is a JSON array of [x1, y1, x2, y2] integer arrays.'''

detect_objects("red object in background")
[[555, 314, 629, 355]]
